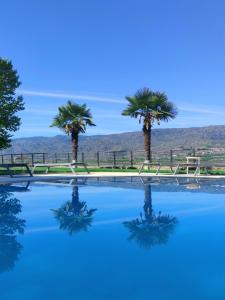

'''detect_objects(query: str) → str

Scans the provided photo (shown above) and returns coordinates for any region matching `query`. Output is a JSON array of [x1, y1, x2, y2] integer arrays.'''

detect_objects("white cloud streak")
[[18, 89, 225, 117], [18, 89, 125, 104], [25, 217, 131, 234], [179, 105, 225, 117], [23, 108, 56, 115]]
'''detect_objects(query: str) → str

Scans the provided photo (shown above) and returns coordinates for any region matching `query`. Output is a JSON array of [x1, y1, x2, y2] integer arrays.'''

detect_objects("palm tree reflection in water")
[[124, 184, 177, 249], [52, 185, 97, 235], [0, 190, 25, 273]]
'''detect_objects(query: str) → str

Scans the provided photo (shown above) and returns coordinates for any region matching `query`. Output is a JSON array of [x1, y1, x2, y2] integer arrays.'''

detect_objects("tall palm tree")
[[51, 101, 96, 162], [122, 88, 177, 162]]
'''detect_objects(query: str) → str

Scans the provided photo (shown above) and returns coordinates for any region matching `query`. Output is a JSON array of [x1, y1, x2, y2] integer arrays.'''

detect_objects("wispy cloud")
[[179, 104, 225, 117], [18, 89, 225, 117], [18, 127, 58, 133], [23, 108, 56, 115], [25, 217, 132, 234], [17, 124, 124, 137], [18, 89, 125, 104]]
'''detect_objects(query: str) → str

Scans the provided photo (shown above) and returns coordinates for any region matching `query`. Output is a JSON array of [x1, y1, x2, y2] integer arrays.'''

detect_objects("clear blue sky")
[[1, 0, 225, 137]]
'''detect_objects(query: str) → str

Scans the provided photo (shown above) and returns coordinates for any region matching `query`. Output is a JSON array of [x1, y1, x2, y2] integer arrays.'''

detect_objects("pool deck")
[[1, 172, 225, 184]]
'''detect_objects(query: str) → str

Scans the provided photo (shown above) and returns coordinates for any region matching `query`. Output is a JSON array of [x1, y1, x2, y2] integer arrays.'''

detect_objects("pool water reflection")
[[124, 184, 177, 249], [1, 177, 225, 300], [52, 185, 97, 235], [0, 188, 25, 274]]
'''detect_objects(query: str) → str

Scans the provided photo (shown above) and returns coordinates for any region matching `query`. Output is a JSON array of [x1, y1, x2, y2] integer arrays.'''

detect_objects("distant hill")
[[2, 125, 225, 154]]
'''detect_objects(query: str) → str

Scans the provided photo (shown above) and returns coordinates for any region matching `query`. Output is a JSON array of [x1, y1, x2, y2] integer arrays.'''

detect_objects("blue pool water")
[[1, 177, 225, 300]]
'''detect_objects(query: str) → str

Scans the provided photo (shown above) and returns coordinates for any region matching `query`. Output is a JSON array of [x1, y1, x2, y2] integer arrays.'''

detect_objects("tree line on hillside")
[[0, 57, 177, 162]]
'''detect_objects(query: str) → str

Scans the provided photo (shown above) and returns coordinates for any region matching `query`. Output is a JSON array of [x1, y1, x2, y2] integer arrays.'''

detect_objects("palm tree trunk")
[[143, 125, 152, 162], [71, 131, 79, 162]]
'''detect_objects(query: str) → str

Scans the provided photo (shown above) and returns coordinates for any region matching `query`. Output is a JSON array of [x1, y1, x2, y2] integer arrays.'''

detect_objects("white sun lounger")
[[32, 162, 89, 174]]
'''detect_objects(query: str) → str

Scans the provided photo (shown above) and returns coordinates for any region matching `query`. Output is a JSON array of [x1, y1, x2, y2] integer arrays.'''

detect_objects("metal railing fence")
[[1, 147, 225, 167]]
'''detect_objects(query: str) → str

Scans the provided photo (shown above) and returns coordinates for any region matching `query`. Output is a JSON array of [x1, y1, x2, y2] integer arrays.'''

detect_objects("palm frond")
[[50, 100, 96, 134], [122, 88, 177, 127]]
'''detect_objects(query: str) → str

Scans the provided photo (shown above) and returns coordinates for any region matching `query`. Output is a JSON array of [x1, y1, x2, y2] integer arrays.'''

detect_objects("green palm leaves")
[[51, 101, 95, 135], [51, 101, 95, 161], [122, 87, 177, 127], [122, 88, 177, 161], [50, 88, 177, 163]]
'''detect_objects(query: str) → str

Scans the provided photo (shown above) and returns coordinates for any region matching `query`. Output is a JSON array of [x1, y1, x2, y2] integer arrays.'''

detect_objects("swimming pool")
[[1, 177, 225, 300]]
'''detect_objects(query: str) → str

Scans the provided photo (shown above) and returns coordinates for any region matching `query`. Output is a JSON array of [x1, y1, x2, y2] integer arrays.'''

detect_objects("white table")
[[186, 157, 201, 175]]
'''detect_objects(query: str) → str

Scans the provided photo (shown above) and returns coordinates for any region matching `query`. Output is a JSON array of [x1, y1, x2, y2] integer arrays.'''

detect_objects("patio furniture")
[[138, 162, 161, 175], [173, 163, 206, 176], [0, 163, 33, 177], [32, 162, 89, 174], [186, 157, 201, 174]]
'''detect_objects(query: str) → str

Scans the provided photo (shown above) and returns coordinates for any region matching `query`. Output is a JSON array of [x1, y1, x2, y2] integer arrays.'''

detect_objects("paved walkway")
[[0, 172, 225, 184]]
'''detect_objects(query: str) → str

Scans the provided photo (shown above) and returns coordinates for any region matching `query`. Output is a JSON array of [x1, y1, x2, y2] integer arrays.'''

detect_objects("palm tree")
[[51, 101, 96, 162], [52, 185, 97, 235], [124, 184, 177, 249], [122, 88, 177, 162]]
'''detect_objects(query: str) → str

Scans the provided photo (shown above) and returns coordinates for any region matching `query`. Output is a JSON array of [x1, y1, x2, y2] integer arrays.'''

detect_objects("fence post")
[[67, 153, 70, 163], [82, 152, 84, 163], [55, 153, 58, 163], [113, 151, 116, 168], [1, 155, 3, 164], [130, 151, 133, 168], [192, 148, 196, 156], [97, 152, 100, 167], [11, 154, 14, 164], [31, 154, 34, 166], [170, 149, 173, 164], [42, 153, 45, 163]]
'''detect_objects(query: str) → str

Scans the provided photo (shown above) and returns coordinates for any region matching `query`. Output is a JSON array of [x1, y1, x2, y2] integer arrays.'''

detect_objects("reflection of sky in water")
[[15, 183, 225, 233], [1, 179, 225, 300]]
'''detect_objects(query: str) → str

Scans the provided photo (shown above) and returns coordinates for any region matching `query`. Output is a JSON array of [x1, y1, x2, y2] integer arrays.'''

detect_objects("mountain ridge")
[[2, 125, 225, 154]]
